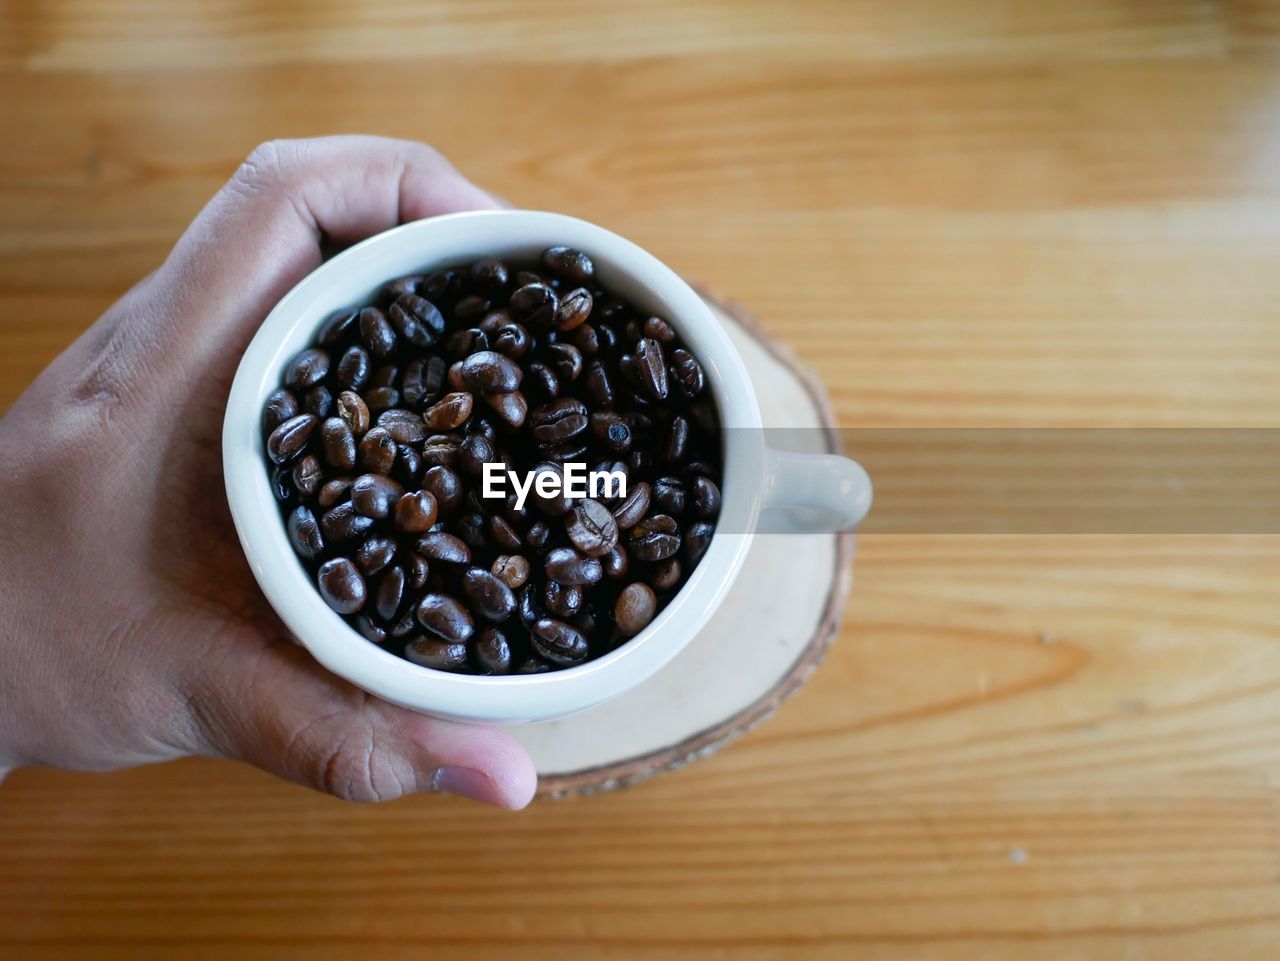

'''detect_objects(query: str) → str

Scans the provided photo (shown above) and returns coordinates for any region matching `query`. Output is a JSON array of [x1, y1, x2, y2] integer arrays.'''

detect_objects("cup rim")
[[223, 210, 762, 723]]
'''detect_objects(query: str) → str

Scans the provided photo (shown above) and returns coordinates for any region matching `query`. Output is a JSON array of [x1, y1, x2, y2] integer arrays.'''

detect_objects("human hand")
[[0, 136, 537, 807]]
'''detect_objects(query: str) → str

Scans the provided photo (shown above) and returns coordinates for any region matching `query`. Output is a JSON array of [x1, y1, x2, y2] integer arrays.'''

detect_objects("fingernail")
[[432, 766, 497, 804]]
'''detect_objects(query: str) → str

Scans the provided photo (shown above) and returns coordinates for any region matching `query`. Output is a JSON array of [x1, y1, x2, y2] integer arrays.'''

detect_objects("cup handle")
[[761, 449, 873, 533]]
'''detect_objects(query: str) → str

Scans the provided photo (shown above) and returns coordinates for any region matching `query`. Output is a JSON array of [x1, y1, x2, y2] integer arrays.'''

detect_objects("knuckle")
[[232, 139, 300, 195], [305, 720, 406, 804]]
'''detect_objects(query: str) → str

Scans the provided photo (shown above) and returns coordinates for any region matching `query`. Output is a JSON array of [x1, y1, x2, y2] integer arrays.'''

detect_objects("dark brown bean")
[[320, 501, 376, 544], [357, 425, 396, 474], [612, 481, 651, 530], [509, 282, 557, 327], [354, 613, 389, 645], [304, 385, 333, 420], [388, 294, 442, 347], [350, 473, 404, 519], [283, 347, 330, 390], [263, 388, 300, 434], [530, 617, 589, 666], [291, 454, 323, 497], [568, 322, 599, 357], [415, 593, 474, 643], [614, 582, 657, 636], [422, 269, 462, 303], [544, 580, 583, 618], [601, 546, 630, 580], [287, 505, 324, 559], [470, 257, 509, 292], [523, 362, 560, 403], [270, 467, 295, 503], [487, 514, 523, 551], [650, 557, 682, 591], [335, 390, 370, 435], [653, 476, 687, 516], [583, 360, 615, 410], [545, 547, 603, 586], [336, 345, 371, 389], [590, 412, 632, 454], [393, 490, 439, 534], [691, 476, 721, 519], [266, 413, 318, 464], [453, 294, 491, 322], [462, 568, 517, 622], [565, 498, 619, 557], [405, 551, 430, 589], [364, 386, 400, 413], [553, 287, 593, 331], [491, 554, 531, 589], [530, 397, 589, 444], [424, 392, 473, 430], [321, 417, 357, 471], [643, 316, 676, 344], [358, 306, 397, 358], [405, 637, 470, 671], [633, 337, 669, 400], [355, 536, 397, 576], [473, 628, 512, 674], [316, 308, 358, 347], [393, 443, 422, 485], [374, 565, 406, 622], [421, 465, 464, 515], [317, 558, 366, 615], [661, 415, 689, 465], [420, 434, 462, 469], [414, 531, 471, 565], [457, 350, 522, 392], [670, 347, 706, 398], [685, 521, 714, 565], [628, 514, 680, 561], [492, 322, 532, 360], [483, 389, 527, 428], [541, 246, 594, 285], [318, 476, 354, 509], [372, 408, 424, 445]]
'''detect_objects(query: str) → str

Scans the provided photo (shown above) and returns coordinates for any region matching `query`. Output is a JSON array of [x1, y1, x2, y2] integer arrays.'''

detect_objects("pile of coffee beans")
[[262, 246, 721, 674]]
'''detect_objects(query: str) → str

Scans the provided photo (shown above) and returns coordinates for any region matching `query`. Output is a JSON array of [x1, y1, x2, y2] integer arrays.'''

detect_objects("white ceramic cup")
[[223, 211, 871, 723]]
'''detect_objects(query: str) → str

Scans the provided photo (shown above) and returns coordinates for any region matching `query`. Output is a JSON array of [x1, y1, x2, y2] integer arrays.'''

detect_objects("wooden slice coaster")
[[514, 289, 857, 798]]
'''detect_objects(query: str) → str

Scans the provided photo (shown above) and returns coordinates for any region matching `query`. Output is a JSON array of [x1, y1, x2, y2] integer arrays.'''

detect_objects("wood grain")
[[3, 1, 1280, 957]]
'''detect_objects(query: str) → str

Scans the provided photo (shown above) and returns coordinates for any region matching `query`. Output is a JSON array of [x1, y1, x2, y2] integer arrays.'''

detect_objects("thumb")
[[182, 636, 538, 808]]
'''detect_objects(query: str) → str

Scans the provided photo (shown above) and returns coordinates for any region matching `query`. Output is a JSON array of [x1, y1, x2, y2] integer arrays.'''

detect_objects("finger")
[[184, 637, 537, 808]]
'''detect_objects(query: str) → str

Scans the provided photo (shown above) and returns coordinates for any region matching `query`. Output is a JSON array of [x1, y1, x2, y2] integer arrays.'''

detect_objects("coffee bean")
[[270, 467, 295, 503], [553, 288, 592, 331], [424, 392, 473, 430], [628, 514, 680, 561], [284, 347, 330, 390], [462, 568, 517, 622], [405, 551, 430, 589], [530, 617, 589, 666], [415, 593, 474, 643], [457, 350, 522, 392], [292, 454, 323, 497], [601, 546, 630, 580], [317, 308, 358, 347], [390, 490, 438, 534], [287, 505, 324, 559], [517, 582, 542, 626], [420, 434, 461, 470], [414, 531, 471, 565], [541, 246, 594, 286], [354, 613, 389, 645], [355, 536, 397, 576], [335, 390, 370, 435], [393, 444, 422, 485], [653, 476, 687, 516], [650, 557, 682, 591], [545, 547, 603, 586], [453, 294, 491, 323], [583, 360, 615, 410], [685, 521, 714, 565], [643, 316, 676, 344], [350, 473, 404, 519], [371, 408, 422, 445], [375, 565, 407, 622], [670, 347, 706, 398], [458, 432, 497, 478], [614, 582, 657, 636], [530, 398, 589, 444], [317, 558, 366, 615], [405, 637, 470, 672], [266, 413, 318, 464], [364, 386, 400, 413], [321, 417, 357, 471], [470, 257, 509, 293], [263, 388, 300, 434], [492, 554, 531, 589], [358, 425, 396, 474], [525, 521, 551, 548], [662, 415, 689, 465], [509, 283, 557, 327], [421, 465, 464, 514], [612, 481, 651, 530], [544, 580, 584, 618], [691, 476, 721, 519], [493, 322, 532, 360], [487, 514, 523, 551], [483, 389, 527, 428], [321, 501, 376, 544], [590, 412, 632, 454], [565, 498, 619, 557], [633, 337, 669, 400], [389, 294, 442, 347], [568, 323, 599, 357], [336, 345, 370, 389], [359, 306, 397, 358], [318, 476, 354, 509], [473, 628, 512, 674]]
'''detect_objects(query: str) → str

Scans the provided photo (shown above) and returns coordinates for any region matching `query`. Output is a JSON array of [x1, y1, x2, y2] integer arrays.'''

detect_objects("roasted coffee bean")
[[405, 637, 470, 671], [393, 444, 422, 486], [479, 308, 510, 333], [414, 531, 471, 565], [454, 511, 488, 551], [287, 505, 324, 559], [405, 551, 430, 589], [321, 501, 376, 544], [267, 413, 318, 464], [421, 465, 464, 515], [357, 425, 396, 474], [470, 257, 509, 293], [633, 337, 669, 400], [390, 611, 419, 638], [462, 568, 517, 622], [530, 617, 589, 666], [541, 246, 594, 285], [458, 432, 497, 477], [553, 288, 592, 331], [358, 306, 397, 358], [364, 386, 400, 413], [493, 322, 532, 360], [320, 417, 357, 471], [318, 476, 354, 508], [529, 397, 589, 444], [590, 412, 632, 454], [387, 490, 435, 535], [336, 345, 370, 390], [317, 308, 358, 347], [355, 536, 397, 576], [487, 514, 523, 551], [628, 514, 680, 561], [614, 582, 657, 636], [453, 294, 491, 323], [483, 389, 527, 428], [685, 521, 714, 565], [424, 392, 473, 430], [401, 357, 432, 408], [335, 390, 370, 435], [317, 558, 366, 615], [516, 657, 554, 674], [422, 269, 462, 303], [653, 476, 687, 516], [565, 498, 619, 557], [596, 321, 620, 357], [445, 327, 488, 357], [420, 434, 461, 469], [525, 521, 551, 549], [473, 628, 512, 674], [662, 416, 689, 465], [354, 613, 389, 645], [389, 294, 442, 347], [371, 408, 421, 445], [263, 388, 300, 434], [650, 557, 682, 591], [643, 316, 676, 345], [545, 547, 603, 586], [304, 385, 333, 420], [492, 554, 531, 589], [670, 347, 706, 398], [270, 467, 295, 503], [456, 350, 522, 392], [691, 476, 721, 519], [382, 275, 423, 301], [349, 473, 403, 519], [583, 360, 615, 410], [544, 580, 583, 618], [292, 454, 323, 497], [415, 593, 474, 643], [568, 322, 598, 357], [517, 582, 542, 626], [284, 347, 329, 390], [522, 362, 560, 403], [509, 282, 557, 327], [547, 343, 584, 383], [526, 461, 571, 516], [601, 546, 630, 580], [612, 481, 651, 530], [375, 565, 407, 622]]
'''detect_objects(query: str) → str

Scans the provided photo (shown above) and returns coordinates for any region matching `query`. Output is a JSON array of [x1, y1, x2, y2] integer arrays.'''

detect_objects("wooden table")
[[4, 2, 1280, 957]]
